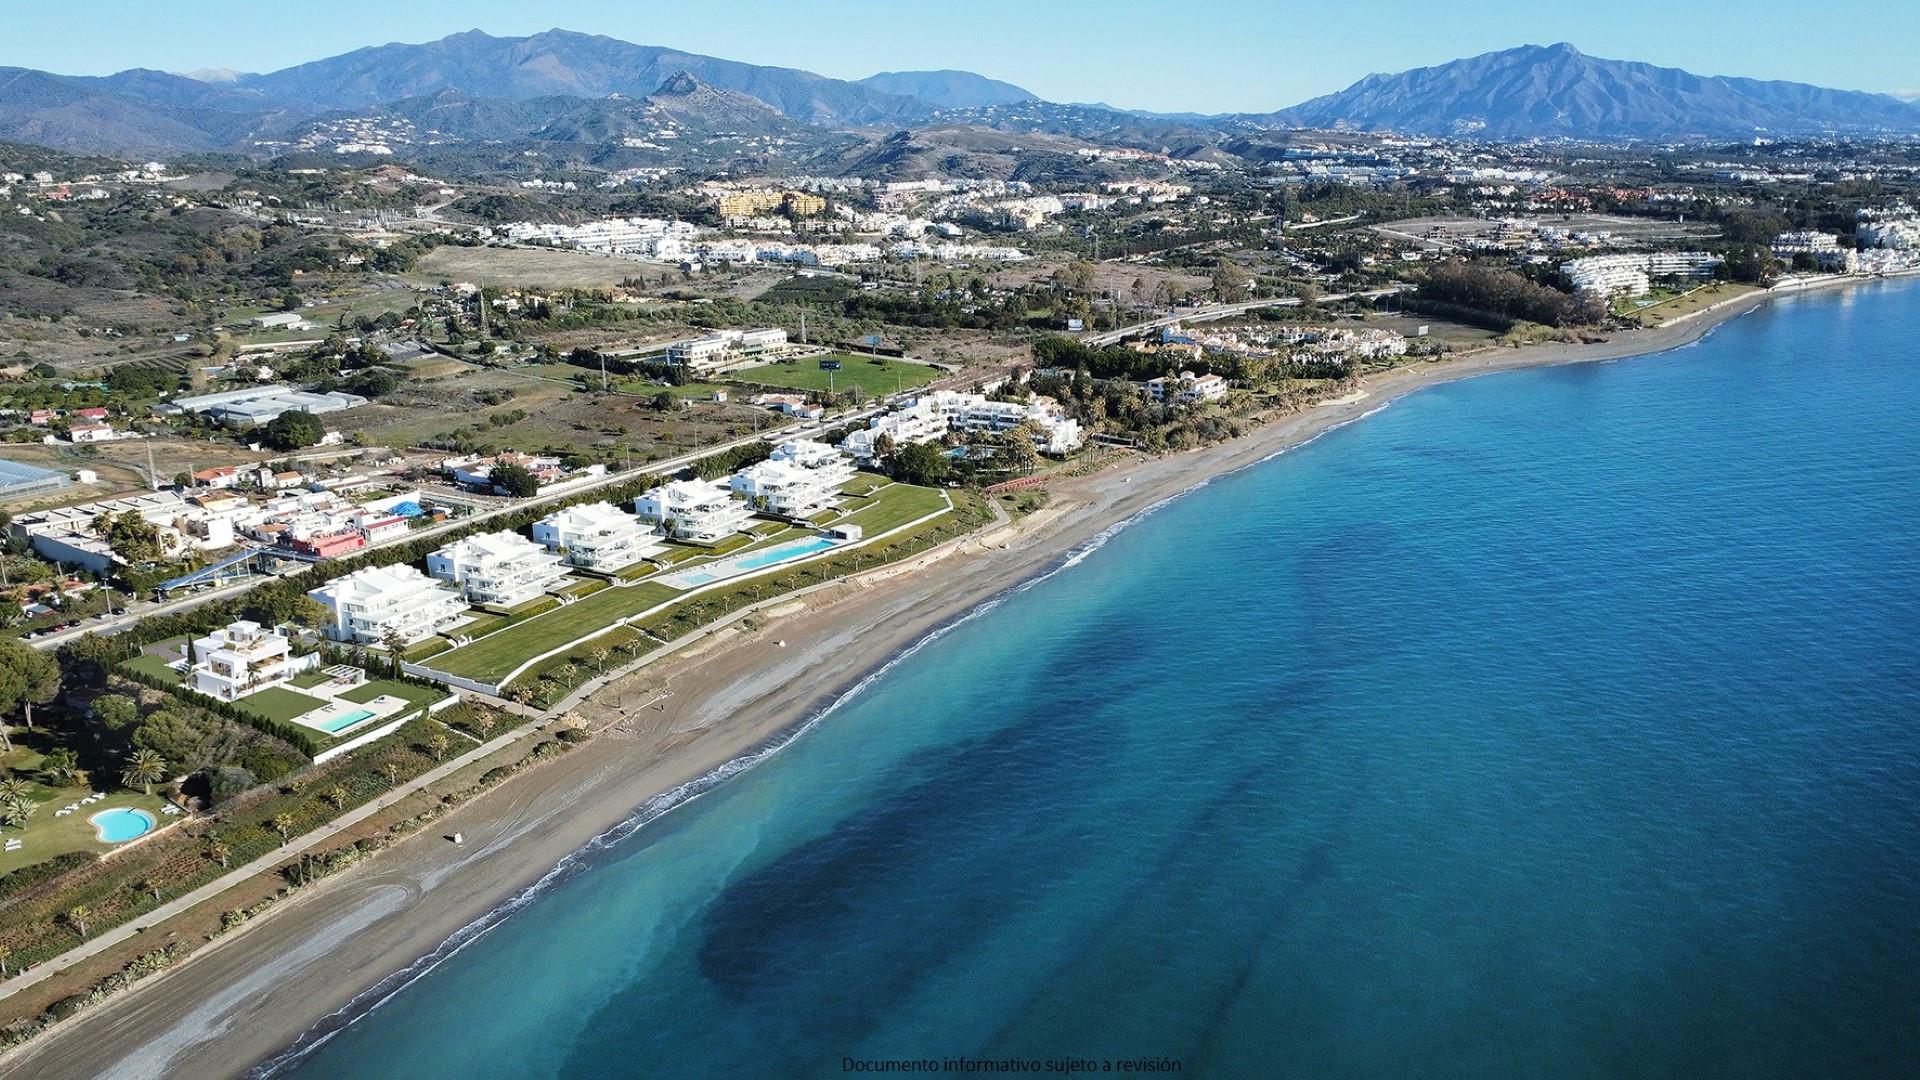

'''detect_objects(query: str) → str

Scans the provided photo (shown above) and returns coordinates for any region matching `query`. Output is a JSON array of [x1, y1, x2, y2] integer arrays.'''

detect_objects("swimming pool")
[[655, 535, 842, 590], [90, 808, 156, 844], [314, 709, 377, 734]]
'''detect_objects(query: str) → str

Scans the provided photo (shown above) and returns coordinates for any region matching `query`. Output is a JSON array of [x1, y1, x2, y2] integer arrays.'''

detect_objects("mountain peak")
[[654, 70, 706, 96]]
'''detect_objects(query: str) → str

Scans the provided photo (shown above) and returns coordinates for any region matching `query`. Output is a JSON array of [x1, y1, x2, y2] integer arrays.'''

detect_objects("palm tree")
[[0, 944, 12, 977], [139, 877, 162, 903], [121, 749, 168, 795], [427, 731, 449, 763], [207, 840, 230, 869], [0, 776, 31, 803], [271, 812, 295, 845], [0, 798, 33, 830], [65, 905, 89, 940], [382, 763, 399, 788], [325, 786, 348, 810], [468, 711, 496, 739], [382, 628, 408, 678], [41, 748, 79, 786]]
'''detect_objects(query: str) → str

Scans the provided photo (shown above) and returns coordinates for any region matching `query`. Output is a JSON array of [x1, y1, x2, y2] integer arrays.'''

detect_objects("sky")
[[2, 0, 1915, 113]]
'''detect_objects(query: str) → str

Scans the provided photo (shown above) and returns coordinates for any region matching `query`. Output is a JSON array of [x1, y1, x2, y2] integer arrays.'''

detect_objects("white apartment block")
[[190, 620, 310, 702], [634, 479, 754, 544], [308, 564, 471, 645], [1148, 371, 1230, 404], [1562, 252, 1724, 297], [532, 502, 665, 572], [426, 530, 571, 608], [731, 444, 857, 519], [838, 391, 1082, 462]]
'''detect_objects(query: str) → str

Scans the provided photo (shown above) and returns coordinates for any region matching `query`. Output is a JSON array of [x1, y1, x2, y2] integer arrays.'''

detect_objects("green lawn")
[[726, 355, 937, 397], [289, 669, 334, 690], [430, 581, 683, 682], [838, 484, 949, 535], [0, 786, 173, 877], [339, 678, 450, 713], [121, 652, 184, 685], [232, 686, 331, 724]]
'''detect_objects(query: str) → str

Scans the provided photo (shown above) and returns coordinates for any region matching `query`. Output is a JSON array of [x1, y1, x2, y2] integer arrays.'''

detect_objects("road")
[[1081, 286, 1412, 347], [26, 409, 875, 652]]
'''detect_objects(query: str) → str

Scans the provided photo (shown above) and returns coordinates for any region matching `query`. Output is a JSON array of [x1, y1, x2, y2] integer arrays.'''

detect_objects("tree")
[[382, 628, 408, 677], [1002, 422, 1043, 475], [382, 763, 399, 788], [0, 777, 30, 803], [0, 639, 60, 751], [93, 694, 140, 731], [134, 711, 222, 773], [65, 905, 89, 940], [427, 731, 449, 762], [41, 747, 80, 785], [207, 840, 231, 869], [122, 749, 168, 795], [1211, 261, 1253, 303], [888, 441, 953, 487], [0, 944, 12, 977], [0, 797, 34, 830], [490, 461, 539, 498], [139, 877, 162, 903], [272, 812, 295, 845], [325, 785, 348, 810], [263, 409, 325, 451]]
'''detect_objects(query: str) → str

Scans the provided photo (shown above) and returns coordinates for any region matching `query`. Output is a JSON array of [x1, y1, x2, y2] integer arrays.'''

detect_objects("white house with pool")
[[189, 619, 317, 701], [308, 564, 471, 644], [427, 530, 571, 608], [531, 502, 665, 572], [634, 479, 753, 544]]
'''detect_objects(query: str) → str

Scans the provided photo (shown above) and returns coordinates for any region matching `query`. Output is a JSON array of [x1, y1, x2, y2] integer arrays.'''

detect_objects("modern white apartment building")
[[666, 328, 789, 373], [190, 620, 310, 701], [838, 390, 1082, 461], [1562, 252, 1723, 297], [731, 443, 857, 519], [308, 564, 471, 645], [426, 530, 571, 608], [532, 502, 665, 572], [634, 479, 754, 544]]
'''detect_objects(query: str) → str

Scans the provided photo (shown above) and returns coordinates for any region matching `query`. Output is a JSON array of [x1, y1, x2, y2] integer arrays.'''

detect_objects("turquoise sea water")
[[273, 281, 1920, 1079]]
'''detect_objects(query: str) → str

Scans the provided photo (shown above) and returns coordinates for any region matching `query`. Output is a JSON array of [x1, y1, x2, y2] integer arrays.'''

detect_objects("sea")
[[271, 280, 1920, 1079]]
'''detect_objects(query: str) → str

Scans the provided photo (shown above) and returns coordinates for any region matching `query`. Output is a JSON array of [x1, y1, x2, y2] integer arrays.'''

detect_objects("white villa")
[[1148, 370, 1230, 405], [634, 479, 754, 544], [307, 564, 471, 645], [426, 530, 571, 608], [730, 441, 858, 519], [532, 502, 665, 572], [189, 620, 312, 701]]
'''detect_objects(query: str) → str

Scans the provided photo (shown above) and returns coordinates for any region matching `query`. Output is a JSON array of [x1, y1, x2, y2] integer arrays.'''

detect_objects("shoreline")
[[4, 273, 1898, 1080]]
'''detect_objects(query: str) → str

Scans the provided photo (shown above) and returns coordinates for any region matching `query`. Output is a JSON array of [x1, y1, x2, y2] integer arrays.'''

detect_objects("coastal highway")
[[1081, 286, 1411, 347], [24, 408, 877, 652]]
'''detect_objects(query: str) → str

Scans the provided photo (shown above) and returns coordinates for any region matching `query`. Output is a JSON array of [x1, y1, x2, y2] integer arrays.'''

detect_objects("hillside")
[[857, 70, 1037, 109], [1268, 43, 1920, 139]]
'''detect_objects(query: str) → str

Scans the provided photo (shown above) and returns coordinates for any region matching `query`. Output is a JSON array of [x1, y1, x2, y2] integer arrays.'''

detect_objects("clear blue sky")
[[3, 0, 1915, 112]]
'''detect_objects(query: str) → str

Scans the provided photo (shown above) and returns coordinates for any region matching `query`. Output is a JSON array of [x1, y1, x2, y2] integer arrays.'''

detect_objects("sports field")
[[728, 355, 938, 397]]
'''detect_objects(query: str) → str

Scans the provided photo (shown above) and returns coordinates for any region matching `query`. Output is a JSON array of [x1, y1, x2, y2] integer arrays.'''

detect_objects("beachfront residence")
[[1147, 370, 1230, 405], [532, 502, 665, 573], [426, 531, 571, 608], [840, 390, 1083, 462], [634, 479, 753, 544], [189, 620, 315, 701], [730, 441, 858, 519], [307, 564, 471, 645]]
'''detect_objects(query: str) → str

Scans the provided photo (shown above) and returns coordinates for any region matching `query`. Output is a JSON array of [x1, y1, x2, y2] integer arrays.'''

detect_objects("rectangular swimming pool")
[[315, 709, 376, 734], [655, 535, 843, 590]]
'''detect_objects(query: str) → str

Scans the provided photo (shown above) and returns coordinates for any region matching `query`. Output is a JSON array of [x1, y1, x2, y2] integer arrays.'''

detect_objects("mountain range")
[[0, 31, 1914, 160]]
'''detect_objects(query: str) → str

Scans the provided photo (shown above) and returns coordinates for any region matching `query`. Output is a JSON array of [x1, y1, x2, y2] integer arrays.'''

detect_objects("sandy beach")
[[0, 282, 1808, 1080]]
